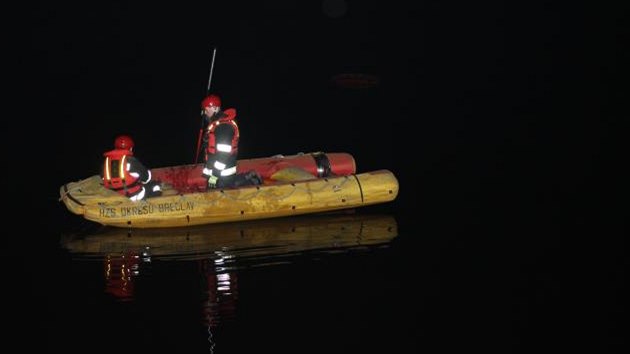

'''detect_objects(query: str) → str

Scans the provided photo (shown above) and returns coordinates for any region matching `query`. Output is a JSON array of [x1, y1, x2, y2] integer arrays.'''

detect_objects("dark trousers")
[[216, 170, 262, 189]]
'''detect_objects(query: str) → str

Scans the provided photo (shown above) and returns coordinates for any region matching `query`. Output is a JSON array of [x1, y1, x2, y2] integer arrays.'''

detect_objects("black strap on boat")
[[352, 174, 364, 203], [311, 152, 332, 178]]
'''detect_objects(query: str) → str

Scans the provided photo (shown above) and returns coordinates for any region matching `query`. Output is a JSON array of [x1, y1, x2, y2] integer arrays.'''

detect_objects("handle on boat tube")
[[194, 47, 217, 164], [311, 152, 332, 177]]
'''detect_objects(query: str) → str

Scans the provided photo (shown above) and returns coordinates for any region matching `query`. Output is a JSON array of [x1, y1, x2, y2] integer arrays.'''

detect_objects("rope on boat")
[[58, 176, 99, 201], [188, 175, 352, 203], [69, 175, 355, 210]]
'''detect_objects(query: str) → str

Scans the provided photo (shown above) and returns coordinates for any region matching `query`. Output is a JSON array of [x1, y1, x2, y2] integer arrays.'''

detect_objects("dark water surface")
[[13, 1, 625, 352], [15, 188, 624, 353]]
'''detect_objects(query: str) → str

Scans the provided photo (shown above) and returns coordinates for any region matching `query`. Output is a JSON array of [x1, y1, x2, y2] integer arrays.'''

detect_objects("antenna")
[[206, 48, 217, 93]]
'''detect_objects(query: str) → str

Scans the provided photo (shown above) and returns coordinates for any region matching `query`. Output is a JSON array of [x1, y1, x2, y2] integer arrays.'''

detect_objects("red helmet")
[[114, 135, 134, 150], [201, 94, 221, 109]]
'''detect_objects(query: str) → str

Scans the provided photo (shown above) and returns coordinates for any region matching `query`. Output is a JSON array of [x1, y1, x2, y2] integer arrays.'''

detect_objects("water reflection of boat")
[[60, 212, 398, 262], [60, 212, 397, 328]]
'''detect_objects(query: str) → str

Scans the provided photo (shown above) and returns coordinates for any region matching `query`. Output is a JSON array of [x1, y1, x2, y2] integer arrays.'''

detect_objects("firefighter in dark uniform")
[[200, 94, 262, 189], [102, 135, 162, 201]]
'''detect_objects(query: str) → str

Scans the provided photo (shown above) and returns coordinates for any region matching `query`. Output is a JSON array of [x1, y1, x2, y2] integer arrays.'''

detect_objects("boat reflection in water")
[[60, 212, 398, 331]]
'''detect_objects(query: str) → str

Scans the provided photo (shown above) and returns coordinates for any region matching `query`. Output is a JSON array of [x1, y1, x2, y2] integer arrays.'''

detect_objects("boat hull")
[[60, 168, 399, 228]]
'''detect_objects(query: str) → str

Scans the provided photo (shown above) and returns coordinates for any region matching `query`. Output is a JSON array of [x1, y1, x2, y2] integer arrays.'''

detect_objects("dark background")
[[10, 0, 626, 352]]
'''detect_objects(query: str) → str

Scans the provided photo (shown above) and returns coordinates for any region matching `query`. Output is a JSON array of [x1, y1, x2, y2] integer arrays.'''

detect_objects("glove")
[[207, 175, 218, 188]]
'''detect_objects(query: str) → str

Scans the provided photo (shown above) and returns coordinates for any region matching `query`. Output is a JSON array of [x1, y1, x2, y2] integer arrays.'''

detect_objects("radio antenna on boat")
[[206, 47, 217, 93], [195, 47, 218, 164]]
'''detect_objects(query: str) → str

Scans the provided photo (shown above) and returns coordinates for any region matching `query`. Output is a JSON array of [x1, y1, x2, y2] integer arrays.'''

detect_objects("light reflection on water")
[[59, 212, 398, 352]]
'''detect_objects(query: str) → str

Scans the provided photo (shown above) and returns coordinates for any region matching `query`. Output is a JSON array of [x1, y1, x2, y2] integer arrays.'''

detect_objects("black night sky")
[[11, 0, 627, 352], [17, 0, 623, 230], [19, 1, 623, 192]]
